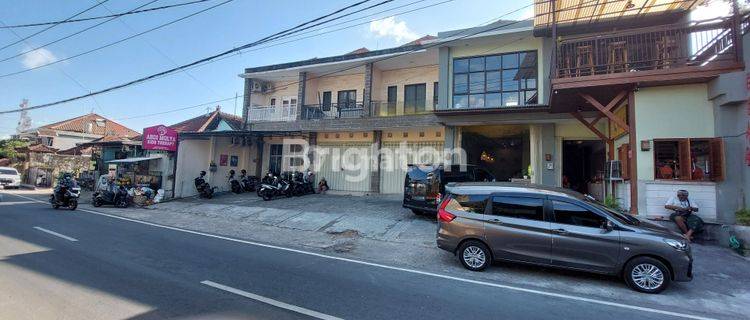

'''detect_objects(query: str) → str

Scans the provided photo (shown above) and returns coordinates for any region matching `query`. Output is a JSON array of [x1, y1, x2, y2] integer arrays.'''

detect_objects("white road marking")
[[201, 280, 342, 320], [33, 227, 78, 242], [1, 191, 718, 320]]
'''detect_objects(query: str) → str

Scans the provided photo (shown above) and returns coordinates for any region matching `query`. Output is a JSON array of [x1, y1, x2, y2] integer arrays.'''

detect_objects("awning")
[[107, 156, 161, 164]]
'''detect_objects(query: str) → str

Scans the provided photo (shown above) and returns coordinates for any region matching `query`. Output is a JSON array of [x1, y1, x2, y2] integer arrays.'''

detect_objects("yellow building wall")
[[375, 65, 439, 113], [253, 81, 299, 106], [306, 73, 365, 104], [634, 84, 715, 180]]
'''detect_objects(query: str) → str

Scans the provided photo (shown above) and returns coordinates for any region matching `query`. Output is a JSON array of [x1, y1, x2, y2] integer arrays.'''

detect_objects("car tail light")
[[437, 196, 456, 222]]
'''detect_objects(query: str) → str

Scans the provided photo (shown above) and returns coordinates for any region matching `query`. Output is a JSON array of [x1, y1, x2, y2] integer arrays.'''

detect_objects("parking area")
[[3, 189, 750, 319]]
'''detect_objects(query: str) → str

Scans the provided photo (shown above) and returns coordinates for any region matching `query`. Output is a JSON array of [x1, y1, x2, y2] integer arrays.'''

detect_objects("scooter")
[[258, 173, 292, 201], [195, 171, 216, 199], [92, 184, 129, 208], [228, 170, 243, 194], [239, 169, 257, 192], [50, 176, 80, 210]]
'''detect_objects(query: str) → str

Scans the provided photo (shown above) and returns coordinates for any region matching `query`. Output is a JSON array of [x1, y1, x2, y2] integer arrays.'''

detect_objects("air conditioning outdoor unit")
[[251, 81, 264, 93], [261, 82, 273, 93], [230, 137, 241, 145]]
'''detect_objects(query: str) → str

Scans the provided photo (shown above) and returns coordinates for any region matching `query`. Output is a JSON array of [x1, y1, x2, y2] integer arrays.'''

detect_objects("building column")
[[242, 77, 254, 130], [627, 90, 638, 215], [254, 137, 264, 177], [297, 72, 307, 120], [307, 132, 317, 172], [363, 63, 374, 116], [539, 123, 557, 186], [437, 47, 451, 110], [370, 130, 382, 193], [443, 125, 462, 165]]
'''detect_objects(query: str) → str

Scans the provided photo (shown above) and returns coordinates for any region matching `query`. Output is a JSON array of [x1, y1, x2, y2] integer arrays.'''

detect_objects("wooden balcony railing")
[[554, 17, 739, 80]]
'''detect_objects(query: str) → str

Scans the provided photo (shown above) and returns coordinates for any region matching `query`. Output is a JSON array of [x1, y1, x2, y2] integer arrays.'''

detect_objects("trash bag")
[[154, 189, 164, 203]]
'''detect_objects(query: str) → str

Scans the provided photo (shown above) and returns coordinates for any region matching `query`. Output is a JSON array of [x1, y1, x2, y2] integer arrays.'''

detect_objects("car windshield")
[[583, 196, 639, 226], [0, 169, 17, 175]]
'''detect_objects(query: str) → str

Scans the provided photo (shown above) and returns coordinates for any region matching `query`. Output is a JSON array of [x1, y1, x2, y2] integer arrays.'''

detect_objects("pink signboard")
[[143, 125, 178, 151]]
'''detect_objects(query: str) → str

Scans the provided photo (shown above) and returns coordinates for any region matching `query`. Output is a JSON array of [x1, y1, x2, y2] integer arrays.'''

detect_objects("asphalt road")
[[0, 192, 718, 320]]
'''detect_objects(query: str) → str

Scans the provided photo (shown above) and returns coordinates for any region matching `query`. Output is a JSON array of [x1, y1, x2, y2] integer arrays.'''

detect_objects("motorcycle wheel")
[[69, 199, 78, 210], [284, 190, 293, 198], [93, 198, 103, 207], [261, 190, 272, 201], [117, 199, 129, 208]]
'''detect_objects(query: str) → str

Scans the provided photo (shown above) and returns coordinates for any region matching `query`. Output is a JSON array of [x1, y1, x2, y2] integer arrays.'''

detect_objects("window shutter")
[[678, 139, 691, 180], [709, 138, 724, 182], [618, 143, 630, 180]]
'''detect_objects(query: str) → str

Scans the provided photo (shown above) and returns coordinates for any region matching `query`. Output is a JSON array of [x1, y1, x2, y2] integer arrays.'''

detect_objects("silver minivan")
[[436, 182, 693, 293]]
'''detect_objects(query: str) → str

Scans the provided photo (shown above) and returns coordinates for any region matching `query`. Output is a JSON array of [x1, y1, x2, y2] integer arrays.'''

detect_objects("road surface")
[[0, 192, 718, 320]]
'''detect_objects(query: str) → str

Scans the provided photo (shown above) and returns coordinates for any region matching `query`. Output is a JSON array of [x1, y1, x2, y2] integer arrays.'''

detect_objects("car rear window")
[[0, 169, 17, 175], [445, 193, 488, 214]]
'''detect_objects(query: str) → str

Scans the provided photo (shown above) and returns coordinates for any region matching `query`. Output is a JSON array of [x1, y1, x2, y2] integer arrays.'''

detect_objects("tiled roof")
[[40, 113, 139, 137], [57, 145, 93, 156], [168, 108, 244, 133], [401, 35, 436, 46], [347, 47, 370, 54], [18, 144, 58, 154]]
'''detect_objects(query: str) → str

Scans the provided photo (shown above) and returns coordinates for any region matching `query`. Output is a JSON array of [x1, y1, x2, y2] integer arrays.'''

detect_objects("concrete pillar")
[[363, 63, 374, 116], [438, 47, 451, 110], [297, 72, 307, 120], [444, 125, 463, 165], [254, 137, 264, 177], [307, 132, 317, 172], [242, 77, 253, 130], [370, 130, 382, 193], [539, 123, 557, 186]]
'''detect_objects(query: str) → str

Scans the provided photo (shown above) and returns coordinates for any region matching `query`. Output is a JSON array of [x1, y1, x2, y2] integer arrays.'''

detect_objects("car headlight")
[[663, 238, 688, 251]]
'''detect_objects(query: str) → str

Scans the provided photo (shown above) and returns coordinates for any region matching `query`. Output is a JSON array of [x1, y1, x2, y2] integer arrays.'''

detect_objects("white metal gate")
[[379, 141, 444, 194], [316, 143, 372, 192]]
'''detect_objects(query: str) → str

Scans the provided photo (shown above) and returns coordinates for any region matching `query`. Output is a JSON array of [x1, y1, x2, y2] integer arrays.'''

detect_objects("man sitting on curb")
[[664, 190, 703, 241]]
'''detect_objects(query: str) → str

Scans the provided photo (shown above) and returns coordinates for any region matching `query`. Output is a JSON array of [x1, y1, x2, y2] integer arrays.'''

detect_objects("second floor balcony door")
[[337, 90, 357, 109], [404, 83, 426, 115]]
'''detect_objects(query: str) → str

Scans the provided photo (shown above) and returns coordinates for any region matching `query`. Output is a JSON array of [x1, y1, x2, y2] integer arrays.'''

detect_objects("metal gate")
[[316, 143, 372, 192], [379, 141, 444, 194]]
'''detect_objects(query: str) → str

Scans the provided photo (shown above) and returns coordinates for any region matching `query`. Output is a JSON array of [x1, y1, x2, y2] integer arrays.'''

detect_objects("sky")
[[0, 0, 533, 138]]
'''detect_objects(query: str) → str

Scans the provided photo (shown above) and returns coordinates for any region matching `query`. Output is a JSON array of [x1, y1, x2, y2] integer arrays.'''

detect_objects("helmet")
[[200, 171, 206, 176]]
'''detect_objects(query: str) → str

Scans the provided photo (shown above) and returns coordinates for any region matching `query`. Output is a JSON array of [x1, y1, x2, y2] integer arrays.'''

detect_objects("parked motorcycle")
[[257, 171, 275, 197], [239, 169, 257, 192], [92, 184, 129, 208], [258, 173, 292, 201], [228, 170, 243, 194], [195, 171, 216, 199], [50, 174, 80, 210], [290, 171, 315, 196]]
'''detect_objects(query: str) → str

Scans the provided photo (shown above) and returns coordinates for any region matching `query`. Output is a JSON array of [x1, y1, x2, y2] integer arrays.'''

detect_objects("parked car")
[[403, 164, 494, 215], [436, 182, 692, 294], [0, 167, 21, 189]]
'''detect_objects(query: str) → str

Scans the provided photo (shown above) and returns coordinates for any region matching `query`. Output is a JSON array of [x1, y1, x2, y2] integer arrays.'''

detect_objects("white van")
[[0, 167, 21, 189]]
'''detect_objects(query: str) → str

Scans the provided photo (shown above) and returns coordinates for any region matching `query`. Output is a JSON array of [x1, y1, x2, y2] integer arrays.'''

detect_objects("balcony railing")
[[555, 17, 739, 79], [248, 104, 297, 122], [301, 101, 436, 120], [302, 102, 366, 120], [370, 100, 435, 117]]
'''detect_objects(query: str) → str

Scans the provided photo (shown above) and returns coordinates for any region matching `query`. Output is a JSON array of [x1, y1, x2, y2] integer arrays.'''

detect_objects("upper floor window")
[[452, 51, 538, 109]]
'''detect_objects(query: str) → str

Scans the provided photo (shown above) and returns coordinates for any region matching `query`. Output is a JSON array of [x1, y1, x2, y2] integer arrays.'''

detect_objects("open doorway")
[[562, 140, 606, 196], [461, 125, 530, 182]]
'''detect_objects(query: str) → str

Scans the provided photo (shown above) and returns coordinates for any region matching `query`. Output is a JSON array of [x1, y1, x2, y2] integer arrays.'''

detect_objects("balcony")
[[248, 104, 297, 122], [553, 17, 743, 89], [301, 101, 435, 120], [301, 102, 366, 120]]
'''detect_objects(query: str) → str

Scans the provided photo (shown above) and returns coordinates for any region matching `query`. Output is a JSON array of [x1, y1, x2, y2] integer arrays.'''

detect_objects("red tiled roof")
[[17, 144, 58, 154], [40, 113, 139, 137], [401, 35, 436, 46], [58, 145, 93, 156], [347, 47, 370, 55], [168, 108, 244, 133]]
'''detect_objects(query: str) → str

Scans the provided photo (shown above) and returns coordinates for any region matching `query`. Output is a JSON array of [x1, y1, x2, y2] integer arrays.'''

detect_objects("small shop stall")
[[107, 156, 163, 190]]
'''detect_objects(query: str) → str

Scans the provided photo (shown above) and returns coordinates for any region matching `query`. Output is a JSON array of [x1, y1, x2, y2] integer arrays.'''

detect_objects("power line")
[[0, 0, 213, 29], [0, 0, 235, 78], [0, 0, 389, 113], [0, 0, 110, 52], [0, 0, 160, 64], [112, 3, 535, 121]]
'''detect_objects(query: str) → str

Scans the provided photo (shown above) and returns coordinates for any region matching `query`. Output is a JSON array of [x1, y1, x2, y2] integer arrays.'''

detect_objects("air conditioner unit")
[[261, 82, 273, 93], [606, 160, 623, 181], [231, 136, 241, 145], [251, 81, 264, 93]]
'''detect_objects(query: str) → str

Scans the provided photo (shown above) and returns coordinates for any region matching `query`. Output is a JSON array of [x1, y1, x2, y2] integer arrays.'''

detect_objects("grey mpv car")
[[436, 183, 693, 293]]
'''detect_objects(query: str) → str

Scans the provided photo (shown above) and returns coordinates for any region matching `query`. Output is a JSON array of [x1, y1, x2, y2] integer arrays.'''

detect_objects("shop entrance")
[[562, 140, 606, 197], [461, 125, 530, 182]]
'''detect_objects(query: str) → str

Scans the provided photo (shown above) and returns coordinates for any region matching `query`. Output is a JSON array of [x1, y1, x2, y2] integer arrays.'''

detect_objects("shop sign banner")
[[143, 125, 178, 151]]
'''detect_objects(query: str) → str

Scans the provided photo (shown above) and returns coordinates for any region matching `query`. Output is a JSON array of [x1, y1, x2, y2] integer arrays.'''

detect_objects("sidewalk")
[[3, 189, 749, 319]]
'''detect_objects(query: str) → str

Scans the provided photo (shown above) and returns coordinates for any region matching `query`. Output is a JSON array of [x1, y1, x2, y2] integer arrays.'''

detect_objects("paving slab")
[[277, 211, 343, 231]]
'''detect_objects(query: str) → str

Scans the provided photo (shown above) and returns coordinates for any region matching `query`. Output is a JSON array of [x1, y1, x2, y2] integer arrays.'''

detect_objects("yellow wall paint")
[[634, 84, 715, 180], [376, 65, 439, 113], [555, 120, 603, 139]]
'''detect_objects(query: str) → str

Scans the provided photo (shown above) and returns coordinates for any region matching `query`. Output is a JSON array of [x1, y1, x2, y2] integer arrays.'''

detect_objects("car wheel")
[[458, 240, 491, 271], [624, 257, 671, 294]]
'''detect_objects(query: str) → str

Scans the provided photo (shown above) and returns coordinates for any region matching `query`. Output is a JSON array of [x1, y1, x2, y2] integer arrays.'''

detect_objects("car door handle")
[[489, 218, 502, 223], [553, 228, 569, 235]]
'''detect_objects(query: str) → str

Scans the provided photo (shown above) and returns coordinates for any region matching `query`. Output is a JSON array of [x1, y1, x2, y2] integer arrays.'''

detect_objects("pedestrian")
[[317, 177, 329, 194]]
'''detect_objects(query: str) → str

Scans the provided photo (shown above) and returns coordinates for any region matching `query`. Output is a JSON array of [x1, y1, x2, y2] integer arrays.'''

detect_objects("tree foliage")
[[0, 139, 29, 160]]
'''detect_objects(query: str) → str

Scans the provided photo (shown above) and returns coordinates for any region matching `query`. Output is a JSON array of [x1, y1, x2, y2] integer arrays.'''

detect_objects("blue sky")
[[0, 0, 532, 138]]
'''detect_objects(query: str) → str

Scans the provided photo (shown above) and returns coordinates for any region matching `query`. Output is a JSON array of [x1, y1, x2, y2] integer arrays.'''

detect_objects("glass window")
[[453, 95, 469, 108], [454, 74, 468, 94], [451, 51, 537, 109], [453, 59, 469, 73], [486, 71, 501, 92], [469, 57, 485, 72], [553, 201, 606, 228], [445, 194, 488, 214], [653, 138, 722, 181], [491, 196, 545, 221], [405, 83, 427, 114]]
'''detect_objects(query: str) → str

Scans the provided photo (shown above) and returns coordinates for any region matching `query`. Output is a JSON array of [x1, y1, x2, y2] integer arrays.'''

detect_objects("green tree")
[[0, 139, 29, 160]]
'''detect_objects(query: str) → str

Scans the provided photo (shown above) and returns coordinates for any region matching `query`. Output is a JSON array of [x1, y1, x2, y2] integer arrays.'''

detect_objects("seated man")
[[664, 190, 701, 241]]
